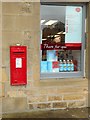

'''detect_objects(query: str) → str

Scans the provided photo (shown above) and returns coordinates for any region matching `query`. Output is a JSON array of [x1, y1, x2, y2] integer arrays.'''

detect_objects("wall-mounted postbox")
[[10, 46, 27, 85]]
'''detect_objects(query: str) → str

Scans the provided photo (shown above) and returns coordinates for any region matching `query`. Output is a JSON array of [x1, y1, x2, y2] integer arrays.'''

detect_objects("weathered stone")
[[2, 15, 16, 31], [68, 101, 85, 108], [23, 31, 33, 41], [20, 2, 33, 15], [0, 82, 2, 97], [48, 96, 62, 101], [4, 81, 35, 94], [2, 83, 5, 97], [14, 16, 34, 31], [29, 104, 33, 109], [46, 88, 57, 95], [39, 88, 48, 95], [56, 87, 87, 94], [7, 91, 26, 97], [28, 95, 47, 103], [2, 2, 33, 15], [85, 94, 88, 107], [2, 97, 27, 113], [0, 98, 2, 117], [29, 103, 51, 109], [37, 103, 51, 109], [1, 1, 88, 113], [2, 31, 23, 43], [39, 78, 88, 88], [53, 102, 67, 108], [33, 2, 40, 15], [33, 64, 40, 80], [2, 68, 8, 82], [63, 94, 85, 101], [2, 2, 21, 15]]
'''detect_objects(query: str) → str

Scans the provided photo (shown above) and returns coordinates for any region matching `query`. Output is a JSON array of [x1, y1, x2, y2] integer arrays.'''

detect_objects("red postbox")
[[10, 46, 27, 85]]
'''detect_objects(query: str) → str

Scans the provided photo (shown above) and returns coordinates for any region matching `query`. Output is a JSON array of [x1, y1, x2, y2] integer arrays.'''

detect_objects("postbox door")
[[10, 46, 27, 85]]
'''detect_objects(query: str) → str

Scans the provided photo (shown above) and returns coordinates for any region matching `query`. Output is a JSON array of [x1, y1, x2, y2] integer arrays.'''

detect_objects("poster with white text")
[[65, 6, 82, 43]]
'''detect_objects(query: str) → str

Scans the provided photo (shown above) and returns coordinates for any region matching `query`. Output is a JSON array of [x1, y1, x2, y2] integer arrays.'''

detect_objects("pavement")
[[2, 108, 90, 119]]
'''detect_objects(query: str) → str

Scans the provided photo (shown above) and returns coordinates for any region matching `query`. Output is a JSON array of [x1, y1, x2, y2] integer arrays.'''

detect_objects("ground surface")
[[2, 108, 90, 119]]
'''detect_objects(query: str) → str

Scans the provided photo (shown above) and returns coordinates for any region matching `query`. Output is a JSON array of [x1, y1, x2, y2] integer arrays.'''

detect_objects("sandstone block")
[[0, 82, 2, 97], [39, 88, 48, 95], [0, 100, 1, 116], [56, 87, 85, 94], [29, 103, 51, 109], [2, 68, 8, 82], [14, 16, 34, 31], [46, 88, 57, 95], [53, 102, 67, 108], [33, 2, 40, 15], [39, 78, 88, 88], [2, 83, 5, 97], [2, 2, 21, 15], [28, 95, 47, 103], [2, 15, 15, 31], [63, 94, 85, 101], [68, 101, 85, 108], [48, 96, 62, 101], [2, 97, 27, 113], [2, 2, 33, 15], [7, 91, 26, 97], [2, 31, 23, 43], [37, 103, 51, 109], [20, 2, 33, 15], [32, 17, 40, 30]]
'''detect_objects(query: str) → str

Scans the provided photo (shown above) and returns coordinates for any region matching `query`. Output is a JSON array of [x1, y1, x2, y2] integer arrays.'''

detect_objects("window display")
[[41, 50, 80, 73], [40, 4, 85, 78]]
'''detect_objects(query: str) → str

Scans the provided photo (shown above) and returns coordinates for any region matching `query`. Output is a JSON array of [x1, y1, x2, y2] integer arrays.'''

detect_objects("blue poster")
[[41, 61, 47, 73], [47, 50, 57, 61]]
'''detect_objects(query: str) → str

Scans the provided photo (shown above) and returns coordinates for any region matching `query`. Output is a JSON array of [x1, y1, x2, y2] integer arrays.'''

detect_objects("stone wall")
[[2, 2, 88, 113], [0, 1, 2, 117]]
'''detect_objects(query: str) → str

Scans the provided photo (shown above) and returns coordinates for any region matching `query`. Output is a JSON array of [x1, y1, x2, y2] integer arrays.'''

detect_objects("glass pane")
[[40, 5, 82, 73]]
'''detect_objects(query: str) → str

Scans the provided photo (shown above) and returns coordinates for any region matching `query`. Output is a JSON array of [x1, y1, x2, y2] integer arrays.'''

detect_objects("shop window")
[[40, 3, 86, 79]]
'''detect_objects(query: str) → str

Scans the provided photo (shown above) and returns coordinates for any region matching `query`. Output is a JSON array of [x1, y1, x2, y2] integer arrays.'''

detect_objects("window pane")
[[40, 5, 83, 74]]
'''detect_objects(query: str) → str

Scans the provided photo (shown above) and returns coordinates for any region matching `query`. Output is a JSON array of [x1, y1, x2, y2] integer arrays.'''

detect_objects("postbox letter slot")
[[13, 52, 24, 54]]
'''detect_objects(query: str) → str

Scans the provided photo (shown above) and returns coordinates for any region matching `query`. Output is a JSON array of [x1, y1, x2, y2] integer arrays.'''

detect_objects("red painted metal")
[[10, 46, 27, 86]]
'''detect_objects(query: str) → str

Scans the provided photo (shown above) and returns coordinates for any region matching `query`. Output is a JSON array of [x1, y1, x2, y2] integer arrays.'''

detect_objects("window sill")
[[40, 71, 84, 79], [39, 77, 87, 87]]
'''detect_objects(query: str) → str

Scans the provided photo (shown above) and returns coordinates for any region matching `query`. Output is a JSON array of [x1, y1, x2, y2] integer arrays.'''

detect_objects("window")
[[40, 3, 86, 79]]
